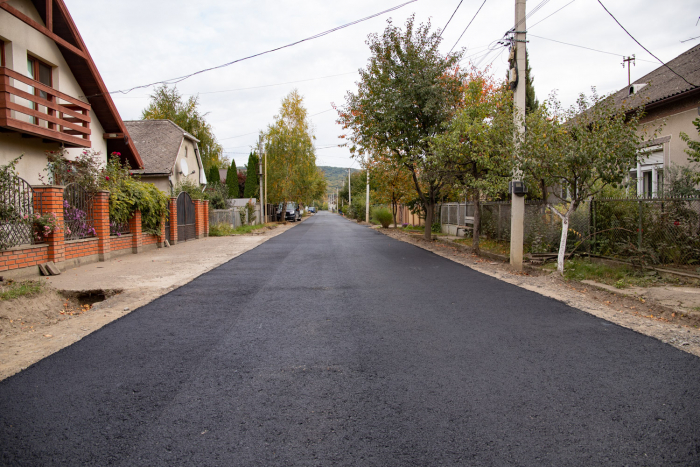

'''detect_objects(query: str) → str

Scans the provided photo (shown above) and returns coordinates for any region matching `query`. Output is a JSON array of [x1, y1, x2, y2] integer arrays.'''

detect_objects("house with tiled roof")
[[609, 44, 700, 197], [124, 119, 207, 194], [0, 0, 143, 183]]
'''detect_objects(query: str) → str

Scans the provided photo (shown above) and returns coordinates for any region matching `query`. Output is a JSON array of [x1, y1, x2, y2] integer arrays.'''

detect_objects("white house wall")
[[0, 0, 107, 184], [171, 138, 202, 189]]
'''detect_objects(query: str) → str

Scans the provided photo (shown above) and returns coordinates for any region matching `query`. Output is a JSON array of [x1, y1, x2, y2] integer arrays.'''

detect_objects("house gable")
[[0, 0, 143, 169]]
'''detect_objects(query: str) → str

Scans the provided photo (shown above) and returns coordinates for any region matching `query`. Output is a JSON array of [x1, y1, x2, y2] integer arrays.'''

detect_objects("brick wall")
[[64, 238, 98, 260], [2, 189, 208, 275], [0, 244, 49, 272], [110, 234, 132, 252]]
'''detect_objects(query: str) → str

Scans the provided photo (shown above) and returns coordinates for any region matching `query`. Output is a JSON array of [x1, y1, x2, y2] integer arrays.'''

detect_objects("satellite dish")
[[180, 159, 189, 175]]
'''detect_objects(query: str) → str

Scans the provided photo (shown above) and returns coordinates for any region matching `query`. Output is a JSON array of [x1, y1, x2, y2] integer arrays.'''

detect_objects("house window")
[[27, 55, 53, 127], [630, 146, 663, 198]]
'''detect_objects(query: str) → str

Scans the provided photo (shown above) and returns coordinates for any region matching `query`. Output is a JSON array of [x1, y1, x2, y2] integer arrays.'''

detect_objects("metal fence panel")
[[0, 174, 40, 249], [63, 184, 96, 240]]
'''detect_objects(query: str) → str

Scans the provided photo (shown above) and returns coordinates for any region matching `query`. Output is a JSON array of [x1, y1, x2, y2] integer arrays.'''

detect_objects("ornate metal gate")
[[177, 191, 196, 241]]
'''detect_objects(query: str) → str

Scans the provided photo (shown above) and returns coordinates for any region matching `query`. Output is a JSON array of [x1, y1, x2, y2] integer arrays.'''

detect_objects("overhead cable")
[[528, 0, 576, 30], [529, 34, 656, 62], [440, 0, 464, 37], [597, 0, 697, 87], [98, 0, 417, 96], [449, 0, 488, 54]]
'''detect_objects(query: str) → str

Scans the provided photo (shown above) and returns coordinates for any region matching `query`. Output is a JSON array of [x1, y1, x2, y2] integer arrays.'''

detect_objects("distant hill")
[[319, 166, 359, 193]]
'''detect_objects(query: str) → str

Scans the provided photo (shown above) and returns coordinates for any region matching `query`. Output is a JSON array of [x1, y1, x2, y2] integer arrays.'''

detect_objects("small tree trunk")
[[557, 214, 569, 274], [472, 190, 481, 254], [392, 201, 398, 228], [424, 203, 433, 240]]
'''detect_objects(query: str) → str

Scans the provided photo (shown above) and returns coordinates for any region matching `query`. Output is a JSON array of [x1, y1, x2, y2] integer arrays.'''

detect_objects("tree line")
[[337, 16, 655, 274]]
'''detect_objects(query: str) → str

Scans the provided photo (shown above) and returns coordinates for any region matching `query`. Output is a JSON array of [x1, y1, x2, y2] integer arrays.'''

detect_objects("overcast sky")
[[66, 0, 699, 169]]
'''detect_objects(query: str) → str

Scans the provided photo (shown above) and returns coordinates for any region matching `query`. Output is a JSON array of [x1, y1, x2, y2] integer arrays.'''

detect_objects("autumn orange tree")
[[431, 72, 514, 253], [337, 16, 463, 240]]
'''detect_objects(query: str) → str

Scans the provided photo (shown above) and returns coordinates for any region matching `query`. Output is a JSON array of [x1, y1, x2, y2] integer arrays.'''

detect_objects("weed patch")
[[0, 280, 43, 301]]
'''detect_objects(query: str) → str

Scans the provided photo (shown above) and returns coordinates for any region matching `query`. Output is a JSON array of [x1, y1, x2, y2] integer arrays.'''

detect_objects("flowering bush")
[[63, 200, 96, 238], [29, 212, 59, 242]]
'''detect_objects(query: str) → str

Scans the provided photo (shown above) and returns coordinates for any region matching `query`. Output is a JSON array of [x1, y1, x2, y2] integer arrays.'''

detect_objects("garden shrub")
[[372, 207, 392, 228], [102, 157, 169, 235]]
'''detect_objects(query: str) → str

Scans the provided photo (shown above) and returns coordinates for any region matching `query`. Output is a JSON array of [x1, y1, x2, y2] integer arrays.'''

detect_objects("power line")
[[449, 0, 488, 55], [112, 72, 356, 99], [529, 34, 657, 62], [597, 0, 697, 87], [528, 0, 575, 30], [440, 0, 464, 37], [100, 0, 417, 97]]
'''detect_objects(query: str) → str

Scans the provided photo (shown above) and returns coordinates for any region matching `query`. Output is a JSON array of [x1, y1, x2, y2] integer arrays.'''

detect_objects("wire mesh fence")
[[63, 184, 96, 240], [441, 197, 700, 266], [0, 173, 41, 250], [591, 197, 700, 266]]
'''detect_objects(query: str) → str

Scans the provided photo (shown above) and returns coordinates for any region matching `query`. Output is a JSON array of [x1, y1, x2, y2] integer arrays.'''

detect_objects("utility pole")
[[264, 144, 267, 217], [622, 55, 635, 86], [365, 163, 370, 223], [348, 168, 351, 205], [257, 137, 264, 223], [336, 188, 339, 213], [509, 0, 527, 270]]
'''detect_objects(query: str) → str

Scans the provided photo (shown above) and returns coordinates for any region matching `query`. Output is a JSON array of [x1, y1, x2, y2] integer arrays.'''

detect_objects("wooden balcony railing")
[[0, 66, 91, 147]]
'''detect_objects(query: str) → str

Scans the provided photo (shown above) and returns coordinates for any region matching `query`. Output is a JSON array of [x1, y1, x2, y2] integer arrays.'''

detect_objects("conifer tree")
[[244, 152, 260, 198], [226, 159, 239, 198], [207, 165, 220, 185]]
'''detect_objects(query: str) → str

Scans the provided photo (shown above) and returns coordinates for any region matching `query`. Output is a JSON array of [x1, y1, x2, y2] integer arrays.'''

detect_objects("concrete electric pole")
[[348, 168, 351, 205], [365, 164, 370, 223], [258, 139, 264, 223], [509, 0, 527, 270]]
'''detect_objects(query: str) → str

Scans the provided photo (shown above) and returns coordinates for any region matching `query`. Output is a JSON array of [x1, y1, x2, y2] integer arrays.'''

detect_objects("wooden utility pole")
[[509, 0, 527, 270], [622, 55, 635, 86]]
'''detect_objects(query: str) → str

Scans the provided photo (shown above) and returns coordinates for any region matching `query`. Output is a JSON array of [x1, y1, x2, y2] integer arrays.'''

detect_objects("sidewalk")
[[1, 221, 300, 380]]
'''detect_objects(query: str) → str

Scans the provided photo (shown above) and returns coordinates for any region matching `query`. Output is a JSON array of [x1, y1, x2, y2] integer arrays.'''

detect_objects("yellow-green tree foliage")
[[264, 90, 326, 206], [142, 84, 225, 171]]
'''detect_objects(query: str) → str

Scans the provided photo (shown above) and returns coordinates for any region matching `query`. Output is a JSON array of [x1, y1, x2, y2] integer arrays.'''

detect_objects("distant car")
[[308, 207, 317, 213], [276, 202, 300, 222]]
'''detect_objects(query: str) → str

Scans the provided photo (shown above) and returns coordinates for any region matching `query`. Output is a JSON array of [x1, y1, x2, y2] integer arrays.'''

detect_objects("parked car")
[[276, 202, 300, 222], [308, 207, 316, 213]]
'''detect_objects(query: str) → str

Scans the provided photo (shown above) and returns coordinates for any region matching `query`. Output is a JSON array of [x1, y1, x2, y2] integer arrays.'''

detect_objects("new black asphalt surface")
[[1, 212, 700, 466]]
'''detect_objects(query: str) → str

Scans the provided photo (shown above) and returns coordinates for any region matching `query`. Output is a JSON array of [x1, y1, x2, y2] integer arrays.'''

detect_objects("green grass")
[[209, 223, 268, 236], [0, 280, 43, 301], [544, 258, 679, 288], [455, 237, 510, 256]]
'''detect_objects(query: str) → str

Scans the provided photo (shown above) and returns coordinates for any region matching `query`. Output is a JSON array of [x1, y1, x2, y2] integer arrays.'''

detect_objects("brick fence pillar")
[[94, 190, 111, 261], [194, 200, 203, 239], [203, 200, 209, 237], [169, 197, 178, 245], [129, 210, 143, 254], [32, 185, 65, 265]]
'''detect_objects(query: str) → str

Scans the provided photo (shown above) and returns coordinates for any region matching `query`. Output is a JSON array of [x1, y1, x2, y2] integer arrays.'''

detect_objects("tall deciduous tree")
[[244, 152, 260, 199], [264, 90, 326, 216], [522, 90, 648, 274], [142, 84, 225, 171], [226, 159, 239, 198], [432, 75, 514, 253], [338, 16, 463, 240], [680, 117, 700, 183]]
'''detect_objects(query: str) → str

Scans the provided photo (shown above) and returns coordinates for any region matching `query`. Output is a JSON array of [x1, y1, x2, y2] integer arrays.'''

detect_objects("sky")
[[65, 0, 700, 169]]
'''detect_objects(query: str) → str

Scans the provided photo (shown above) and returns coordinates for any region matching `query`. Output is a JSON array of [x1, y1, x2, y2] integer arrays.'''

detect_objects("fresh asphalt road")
[[2, 212, 700, 466]]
